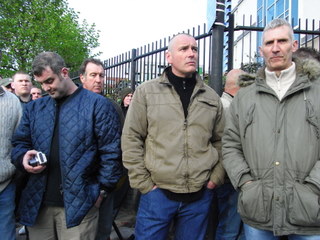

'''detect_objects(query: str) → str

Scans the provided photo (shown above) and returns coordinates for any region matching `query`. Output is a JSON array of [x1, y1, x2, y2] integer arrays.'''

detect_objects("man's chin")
[[93, 88, 102, 94]]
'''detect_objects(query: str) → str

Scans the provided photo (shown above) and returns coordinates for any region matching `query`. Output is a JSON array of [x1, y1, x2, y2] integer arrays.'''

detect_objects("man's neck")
[[18, 94, 31, 103]]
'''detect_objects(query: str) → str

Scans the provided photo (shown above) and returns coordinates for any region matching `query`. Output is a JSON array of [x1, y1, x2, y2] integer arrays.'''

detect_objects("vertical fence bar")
[[209, 0, 225, 95], [227, 13, 234, 71], [130, 49, 137, 92]]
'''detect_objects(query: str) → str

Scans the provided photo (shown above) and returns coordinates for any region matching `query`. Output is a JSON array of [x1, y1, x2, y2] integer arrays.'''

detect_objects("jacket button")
[[275, 161, 280, 166], [275, 196, 279, 201]]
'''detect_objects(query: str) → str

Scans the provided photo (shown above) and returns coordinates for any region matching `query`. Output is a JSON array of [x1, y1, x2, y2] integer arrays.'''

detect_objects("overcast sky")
[[67, 0, 207, 60]]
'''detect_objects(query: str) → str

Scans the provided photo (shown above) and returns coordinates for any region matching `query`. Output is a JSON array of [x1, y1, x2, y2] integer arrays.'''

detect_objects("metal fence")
[[101, 13, 320, 100]]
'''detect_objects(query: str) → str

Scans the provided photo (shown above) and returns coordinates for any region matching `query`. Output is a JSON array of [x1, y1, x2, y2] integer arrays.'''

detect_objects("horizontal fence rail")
[[70, 15, 320, 100]]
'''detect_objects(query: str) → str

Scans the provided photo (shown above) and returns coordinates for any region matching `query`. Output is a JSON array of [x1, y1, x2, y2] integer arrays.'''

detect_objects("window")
[[267, 5, 275, 23], [267, 0, 274, 7], [276, 0, 284, 17]]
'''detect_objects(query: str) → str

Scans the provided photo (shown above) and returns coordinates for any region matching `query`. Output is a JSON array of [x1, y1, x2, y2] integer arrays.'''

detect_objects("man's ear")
[[259, 46, 264, 58], [166, 51, 172, 65], [79, 74, 85, 84], [61, 67, 69, 78], [11, 81, 16, 90], [292, 40, 298, 52]]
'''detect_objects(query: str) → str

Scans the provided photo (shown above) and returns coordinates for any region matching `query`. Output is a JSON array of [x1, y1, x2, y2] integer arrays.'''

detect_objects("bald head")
[[224, 69, 245, 96]]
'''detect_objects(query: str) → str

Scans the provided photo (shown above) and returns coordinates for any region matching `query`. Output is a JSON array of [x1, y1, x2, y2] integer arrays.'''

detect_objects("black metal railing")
[[82, 14, 320, 100]]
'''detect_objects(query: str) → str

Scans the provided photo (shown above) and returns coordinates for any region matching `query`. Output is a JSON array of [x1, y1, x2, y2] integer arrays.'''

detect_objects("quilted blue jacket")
[[12, 86, 122, 228]]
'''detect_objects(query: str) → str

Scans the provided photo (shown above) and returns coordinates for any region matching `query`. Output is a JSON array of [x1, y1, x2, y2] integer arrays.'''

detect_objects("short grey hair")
[[167, 33, 195, 52], [263, 18, 294, 41]]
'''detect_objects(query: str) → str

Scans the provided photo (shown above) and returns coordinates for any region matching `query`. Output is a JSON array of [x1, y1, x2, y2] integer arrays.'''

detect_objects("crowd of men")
[[1, 18, 320, 240]]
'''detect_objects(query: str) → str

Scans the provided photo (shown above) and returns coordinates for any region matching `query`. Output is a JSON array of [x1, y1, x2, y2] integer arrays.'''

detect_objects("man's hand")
[[22, 150, 46, 174], [207, 181, 217, 189]]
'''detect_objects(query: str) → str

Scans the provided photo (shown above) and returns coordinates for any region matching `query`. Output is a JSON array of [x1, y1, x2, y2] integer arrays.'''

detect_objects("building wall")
[[231, 0, 320, 69], [232, 0, 258, 69]]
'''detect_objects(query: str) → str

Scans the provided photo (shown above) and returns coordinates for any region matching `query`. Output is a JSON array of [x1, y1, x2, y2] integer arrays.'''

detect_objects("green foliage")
[[0, 0, 101, 77]]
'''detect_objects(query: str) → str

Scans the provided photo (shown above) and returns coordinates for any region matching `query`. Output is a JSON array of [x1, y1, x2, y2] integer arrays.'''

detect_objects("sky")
[[67, 0, 208, 60]]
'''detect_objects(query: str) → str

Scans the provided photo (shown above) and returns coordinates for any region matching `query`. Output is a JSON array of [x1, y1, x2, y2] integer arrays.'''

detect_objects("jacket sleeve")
[[95, 98, 122, 191], [209, 99, 226, 186], [121, 86, 153, 194], [11, 105, 32, 172], [305, 160, 320, 194], [222, 96, 253, 190]]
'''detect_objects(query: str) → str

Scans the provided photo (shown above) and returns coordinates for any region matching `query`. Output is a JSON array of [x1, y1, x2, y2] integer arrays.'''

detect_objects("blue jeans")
[[215, 183, 245, 240], [0, 182, 16, 240], [244, 224, 320, 240], [135, 187, 214, 240]]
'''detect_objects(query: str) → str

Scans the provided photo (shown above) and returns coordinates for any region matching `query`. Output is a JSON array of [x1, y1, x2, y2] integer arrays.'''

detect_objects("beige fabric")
[[28, 206, 98, 240]]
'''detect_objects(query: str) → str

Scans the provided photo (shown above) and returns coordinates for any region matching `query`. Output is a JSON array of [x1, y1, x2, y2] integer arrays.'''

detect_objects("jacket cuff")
[[238, 173, 254, 189], [210, 162, 225, 186]]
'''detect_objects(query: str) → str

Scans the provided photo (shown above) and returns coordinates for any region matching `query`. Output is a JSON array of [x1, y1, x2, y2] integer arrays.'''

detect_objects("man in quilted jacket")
[[11, 52, 122, 239]]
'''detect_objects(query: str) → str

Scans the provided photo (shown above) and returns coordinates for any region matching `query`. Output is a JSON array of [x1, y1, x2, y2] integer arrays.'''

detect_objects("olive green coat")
[[222, 58, 320, 236]]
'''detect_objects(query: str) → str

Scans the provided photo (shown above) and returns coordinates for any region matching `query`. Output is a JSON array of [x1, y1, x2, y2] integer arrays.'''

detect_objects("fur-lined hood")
[[238, 57, 320, 87]]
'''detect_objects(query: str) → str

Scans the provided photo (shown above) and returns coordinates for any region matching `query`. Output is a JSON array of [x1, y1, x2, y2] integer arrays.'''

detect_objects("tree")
[[0, 0, 100, 77]]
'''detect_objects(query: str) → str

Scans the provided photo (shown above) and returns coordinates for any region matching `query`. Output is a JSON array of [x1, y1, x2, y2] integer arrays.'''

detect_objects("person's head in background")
[[0, 78, 14, 93], [30, 86, 42, 100], [259, 18, 298, 76], [224, 69, 246, 97], [121, 88, 133, 108], [79, 58, 105, 94], [11, 71, 32, 102]]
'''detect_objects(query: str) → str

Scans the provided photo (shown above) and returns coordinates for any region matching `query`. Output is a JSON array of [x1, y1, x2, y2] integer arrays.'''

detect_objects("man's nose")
[[271, 42, 280, 52], [42, 84, 50, 91], [95, 75, 103, 82]]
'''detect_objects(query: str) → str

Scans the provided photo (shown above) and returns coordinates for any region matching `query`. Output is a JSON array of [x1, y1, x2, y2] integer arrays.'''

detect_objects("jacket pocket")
[[287, 182, 320, 226], [238, 180, 271, 223]]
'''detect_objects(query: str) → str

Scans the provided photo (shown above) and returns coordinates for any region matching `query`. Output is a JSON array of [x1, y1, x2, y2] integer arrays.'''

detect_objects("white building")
[[222, 0, 320, 69]]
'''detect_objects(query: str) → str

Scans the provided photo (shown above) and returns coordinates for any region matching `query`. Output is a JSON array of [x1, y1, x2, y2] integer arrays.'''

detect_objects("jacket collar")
[[160, 66, 206, 91], [239, 57, 320, 90]]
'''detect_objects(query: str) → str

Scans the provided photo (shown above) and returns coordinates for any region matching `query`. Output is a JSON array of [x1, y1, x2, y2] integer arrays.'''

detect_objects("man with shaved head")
[[122, 33, 225, 239]]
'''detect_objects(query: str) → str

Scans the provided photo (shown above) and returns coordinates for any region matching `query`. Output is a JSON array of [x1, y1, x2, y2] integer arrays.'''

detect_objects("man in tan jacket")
[[122, 33, 225, 240]]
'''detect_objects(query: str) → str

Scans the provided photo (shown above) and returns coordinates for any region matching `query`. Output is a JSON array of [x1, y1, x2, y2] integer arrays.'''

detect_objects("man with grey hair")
[[122, 33, 225, 239], [223, 18, 320, 239], [12, 52, 122, 239]]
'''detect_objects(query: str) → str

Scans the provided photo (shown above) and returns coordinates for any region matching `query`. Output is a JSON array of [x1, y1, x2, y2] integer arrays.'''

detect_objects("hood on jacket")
[[238, 57, 320, 88], [118, 87, 133, 105]]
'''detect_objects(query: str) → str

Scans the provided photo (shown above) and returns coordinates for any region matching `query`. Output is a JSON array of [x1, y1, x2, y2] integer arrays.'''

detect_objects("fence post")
[[130, 48, 137, 91], [228, 13, 234, 71], [209, 0, 225, 96]]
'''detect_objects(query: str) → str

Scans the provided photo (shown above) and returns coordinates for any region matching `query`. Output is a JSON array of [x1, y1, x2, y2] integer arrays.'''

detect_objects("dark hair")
[[79, 58, 104, 75], [32, 52, 65, 76], [293, 47, 320, 62]]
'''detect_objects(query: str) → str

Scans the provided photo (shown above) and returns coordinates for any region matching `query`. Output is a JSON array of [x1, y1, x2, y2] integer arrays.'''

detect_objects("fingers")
[[22, 150, 46, 174], [207, 181, 217, 189]]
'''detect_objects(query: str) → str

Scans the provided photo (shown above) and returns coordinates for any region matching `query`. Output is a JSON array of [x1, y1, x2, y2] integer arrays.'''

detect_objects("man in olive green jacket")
[[223, 18, 320, 239], [122, 33, 225, 240]]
